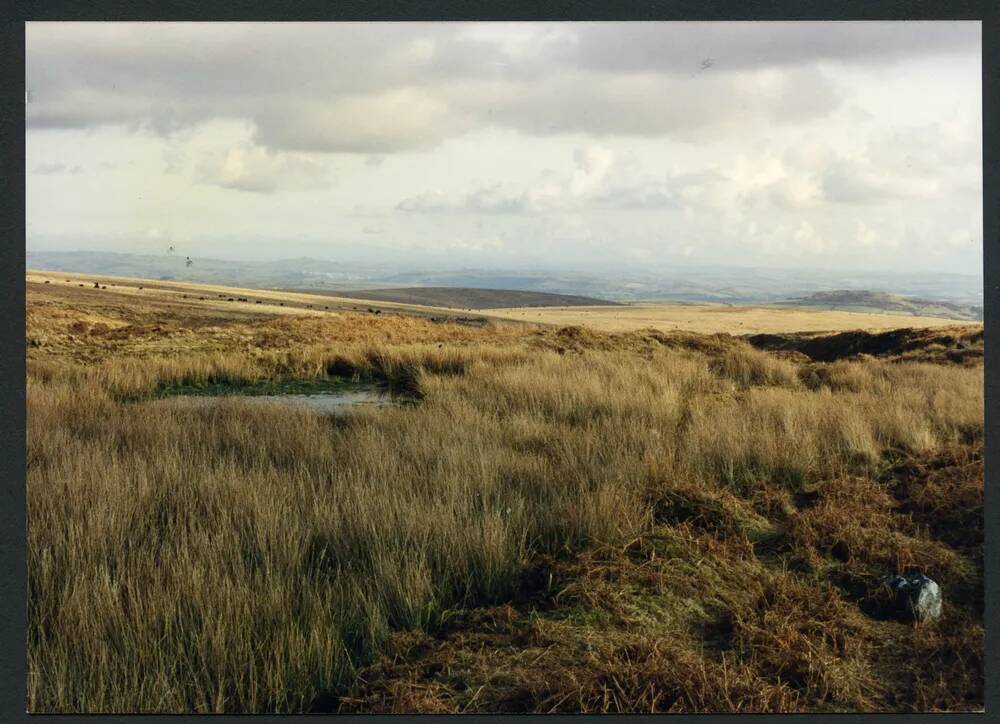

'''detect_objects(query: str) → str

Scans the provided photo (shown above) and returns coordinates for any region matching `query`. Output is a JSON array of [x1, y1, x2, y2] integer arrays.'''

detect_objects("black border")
[[4, 2, 997, 723]]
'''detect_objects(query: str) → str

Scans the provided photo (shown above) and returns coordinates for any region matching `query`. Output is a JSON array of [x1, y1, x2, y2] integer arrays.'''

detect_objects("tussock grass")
[[27, 292, 984, 713]]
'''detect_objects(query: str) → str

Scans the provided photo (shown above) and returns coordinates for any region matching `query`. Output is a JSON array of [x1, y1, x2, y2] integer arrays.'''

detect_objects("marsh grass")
[[26, 297, 984, 713]]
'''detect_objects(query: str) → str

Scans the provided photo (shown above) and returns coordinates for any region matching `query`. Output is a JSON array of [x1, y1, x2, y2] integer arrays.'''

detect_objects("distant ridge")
[[296, 287, 623, 310], [779, 290, 982, 322], [26, 250, 982, 310]]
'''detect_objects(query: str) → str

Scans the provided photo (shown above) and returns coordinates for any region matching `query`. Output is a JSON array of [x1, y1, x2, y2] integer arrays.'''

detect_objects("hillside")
[[299, 287, 622, 310], [778, 290, 982, 322], [27, 271, 977, 338], [485, 302, 973, 336], [25, 251, 982, 309], [26, 281, 984, 713]]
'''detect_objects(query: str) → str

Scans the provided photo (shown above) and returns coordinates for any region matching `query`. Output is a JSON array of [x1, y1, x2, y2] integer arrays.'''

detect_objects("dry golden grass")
[[26, 269, 461, 318], [26, 281, 984, 713], [29, 269, 977, 337], [487, 302, 974, 335]]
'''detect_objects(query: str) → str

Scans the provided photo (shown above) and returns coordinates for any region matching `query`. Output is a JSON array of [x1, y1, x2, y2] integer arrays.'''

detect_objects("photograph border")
[[3, 2, 996, 722]]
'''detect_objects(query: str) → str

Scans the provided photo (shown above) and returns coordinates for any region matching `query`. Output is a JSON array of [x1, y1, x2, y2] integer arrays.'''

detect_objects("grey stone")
[[879, 572, 942, 622]]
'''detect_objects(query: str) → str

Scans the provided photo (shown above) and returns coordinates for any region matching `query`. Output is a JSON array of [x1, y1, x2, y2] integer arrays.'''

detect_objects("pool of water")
[[150, 378, 413, 415]]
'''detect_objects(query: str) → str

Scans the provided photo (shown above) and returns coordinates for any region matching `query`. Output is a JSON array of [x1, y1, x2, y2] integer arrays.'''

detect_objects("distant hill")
[[778, 290, 982, 322], [26, 250, 981, 311], [299, 287, 622, 310]]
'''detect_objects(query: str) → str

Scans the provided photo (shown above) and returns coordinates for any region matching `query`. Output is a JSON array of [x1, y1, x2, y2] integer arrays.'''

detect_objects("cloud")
[[396, 185, 537, 214], [570, 146, 613, 195], [198, 143, 330, 193], [592, 184, 678, 210], [32, 162, 81, 174], [399, 137, 959, 218], [767, 175, 820, 209], [855, 220, 878, 247], [399, 145, 621, 214], [820, 157, 938, 203], [569, 21, 978, 74], [23, 22, 982, 277], [26, 22, 978, 154], [252, 88, 466, 153], [460, 66, 841, 143]]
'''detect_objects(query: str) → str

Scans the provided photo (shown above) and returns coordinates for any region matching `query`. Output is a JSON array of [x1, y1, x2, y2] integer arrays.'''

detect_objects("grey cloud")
[[820, 158, 937, 204], [443, 66, 840, 144], [250, 90, 471, 153], [569, 21, 978, 74], [32, 162, 81, 174], [865, 124, 980, 177], [33, 162, 67, 174], [26, 22, 975, 153]]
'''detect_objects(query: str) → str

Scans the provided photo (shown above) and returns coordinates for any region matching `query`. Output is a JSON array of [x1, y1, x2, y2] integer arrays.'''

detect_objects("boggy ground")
[[26, 281, 984, 713]]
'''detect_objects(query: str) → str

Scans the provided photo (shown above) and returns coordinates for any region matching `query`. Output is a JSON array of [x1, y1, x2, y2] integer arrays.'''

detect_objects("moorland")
[[26, 274, 983, 713]]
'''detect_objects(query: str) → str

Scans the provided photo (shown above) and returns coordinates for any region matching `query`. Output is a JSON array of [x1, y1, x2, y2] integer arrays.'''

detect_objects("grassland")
[[486, 302, 972, 335], [28, 269, 970, 336], [317, 287, 621, 309], [26, 278, 983, 713], [25, 270, 493, 323]]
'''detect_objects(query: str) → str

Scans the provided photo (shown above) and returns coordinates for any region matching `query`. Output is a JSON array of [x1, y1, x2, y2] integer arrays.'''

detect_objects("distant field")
[[293, 286, 622, 310], [27, 270, 977, 338], [25, 270, 494, 324], [486, 302, 973, 335]]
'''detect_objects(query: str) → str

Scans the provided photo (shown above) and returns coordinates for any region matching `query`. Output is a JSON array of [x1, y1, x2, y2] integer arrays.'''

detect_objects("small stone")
[[879, 572, 942, 622]]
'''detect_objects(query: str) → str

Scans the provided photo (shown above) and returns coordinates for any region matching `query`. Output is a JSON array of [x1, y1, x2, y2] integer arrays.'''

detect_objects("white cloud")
[[398, 145, 618, 214], [198, 144, 330, 193], [767, 175, 820, 209], [855, 220, 878, 247], [569, 146, 613, 196]]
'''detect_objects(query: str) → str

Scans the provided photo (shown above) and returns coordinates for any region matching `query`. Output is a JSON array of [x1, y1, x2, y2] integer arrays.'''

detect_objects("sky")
[[25, 21, 982, 275]]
